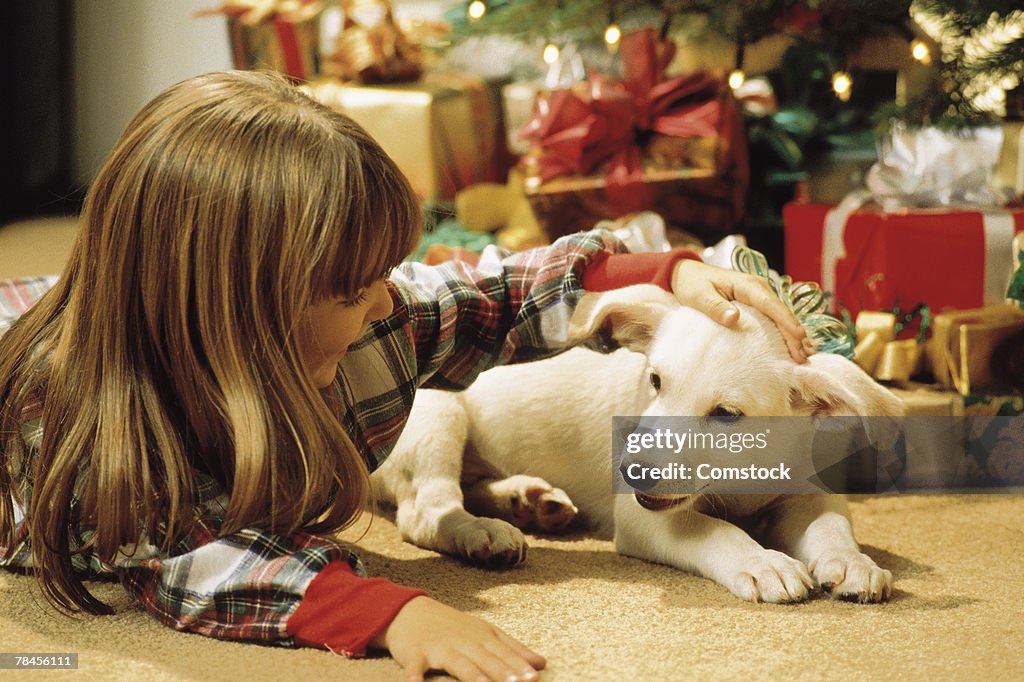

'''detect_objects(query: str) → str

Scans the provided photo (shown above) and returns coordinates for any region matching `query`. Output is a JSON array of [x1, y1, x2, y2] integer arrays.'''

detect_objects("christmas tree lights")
[[446, 0, 1022, 122]]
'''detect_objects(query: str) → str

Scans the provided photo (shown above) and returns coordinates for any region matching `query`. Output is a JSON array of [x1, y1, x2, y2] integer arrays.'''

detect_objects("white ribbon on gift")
[[984, 211, 1018, 306], [821, 190, 1018, 311], [822, 190, 870, 311]]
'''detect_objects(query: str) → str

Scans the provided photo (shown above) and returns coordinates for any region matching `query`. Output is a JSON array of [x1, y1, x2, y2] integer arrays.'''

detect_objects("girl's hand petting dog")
[[671, 259, 814, 364], [373, 596, 544, 682]]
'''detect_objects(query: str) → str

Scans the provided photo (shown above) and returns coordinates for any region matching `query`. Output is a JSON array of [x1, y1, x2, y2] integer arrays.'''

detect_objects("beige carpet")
[[2, 495, 1023, 681]]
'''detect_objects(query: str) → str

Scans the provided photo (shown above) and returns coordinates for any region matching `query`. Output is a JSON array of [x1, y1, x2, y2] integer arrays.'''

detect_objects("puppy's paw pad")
[[731, 550, 814, 604], [455, 518, 527, 569], [509, 479, 578, 532], [812, 552, 893, 603]]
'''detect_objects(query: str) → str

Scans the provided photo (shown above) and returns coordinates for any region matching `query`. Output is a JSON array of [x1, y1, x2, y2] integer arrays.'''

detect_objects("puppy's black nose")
[[620, 458, 657, 492]]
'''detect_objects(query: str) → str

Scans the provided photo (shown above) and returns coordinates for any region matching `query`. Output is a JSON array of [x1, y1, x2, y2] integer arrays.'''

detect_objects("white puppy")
[[373, 285, 900, 603]]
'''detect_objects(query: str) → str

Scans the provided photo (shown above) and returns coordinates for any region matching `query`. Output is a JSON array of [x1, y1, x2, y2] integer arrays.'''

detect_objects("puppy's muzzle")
[[620, 448, 692, 511], [633, 491, 690, 512]]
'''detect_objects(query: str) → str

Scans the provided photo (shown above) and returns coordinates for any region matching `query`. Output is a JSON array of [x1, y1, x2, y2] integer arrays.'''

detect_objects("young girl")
[[0, 71, 810, 682]]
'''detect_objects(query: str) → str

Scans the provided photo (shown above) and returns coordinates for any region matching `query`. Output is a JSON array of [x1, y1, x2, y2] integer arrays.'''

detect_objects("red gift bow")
[[519, 28, 725, 214]]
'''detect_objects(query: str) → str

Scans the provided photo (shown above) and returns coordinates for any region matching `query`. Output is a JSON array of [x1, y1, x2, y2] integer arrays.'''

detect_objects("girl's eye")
[[341, 289, 370, 307], [649, 371, 661, 392]]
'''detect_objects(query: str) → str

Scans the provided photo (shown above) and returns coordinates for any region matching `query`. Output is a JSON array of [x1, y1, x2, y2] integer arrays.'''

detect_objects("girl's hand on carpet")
[[671, 259, 813, 364], [374, 596, 545, 682]]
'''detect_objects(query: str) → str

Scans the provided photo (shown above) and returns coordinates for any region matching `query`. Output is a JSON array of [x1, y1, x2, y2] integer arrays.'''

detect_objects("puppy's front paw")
[[510, 481, 578, 532], [453, 517, 528, 569], [728, 550, 815, 604], [810, 551, 893, 603]]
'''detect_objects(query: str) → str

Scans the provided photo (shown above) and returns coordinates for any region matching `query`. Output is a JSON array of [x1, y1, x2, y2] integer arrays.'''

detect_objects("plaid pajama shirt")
[[0, 230, 626, 645]]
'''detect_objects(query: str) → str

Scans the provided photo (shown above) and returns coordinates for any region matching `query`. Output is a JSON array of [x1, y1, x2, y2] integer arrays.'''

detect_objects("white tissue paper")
[[865, 123, 1008, 210]]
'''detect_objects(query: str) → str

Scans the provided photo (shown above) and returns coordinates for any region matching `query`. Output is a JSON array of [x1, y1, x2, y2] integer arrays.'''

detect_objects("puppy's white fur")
[[373, 285, 900, 603]]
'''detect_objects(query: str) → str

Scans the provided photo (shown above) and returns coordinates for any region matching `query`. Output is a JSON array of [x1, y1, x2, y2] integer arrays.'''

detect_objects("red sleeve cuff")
[[286, 561, 427, 657], [582, 248, 701, 292]]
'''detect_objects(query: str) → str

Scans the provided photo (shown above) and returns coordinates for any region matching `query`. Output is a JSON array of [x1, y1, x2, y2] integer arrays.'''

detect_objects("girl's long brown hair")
[[0, 71, 421, 614]]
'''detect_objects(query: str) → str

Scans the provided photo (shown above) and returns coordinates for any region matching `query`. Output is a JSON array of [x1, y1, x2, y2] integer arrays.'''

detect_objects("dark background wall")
[[1, 1, 79, 223]]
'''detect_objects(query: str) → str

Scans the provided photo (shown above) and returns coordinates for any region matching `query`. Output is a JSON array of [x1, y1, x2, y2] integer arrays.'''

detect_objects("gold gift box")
[[927, 304, 1024, 396], [889, 383, 1023, 488], [851, 310, 925, 383], [889, 382, 964, 417], [303, 75, 506, 201], [226, 12, 321, 81]]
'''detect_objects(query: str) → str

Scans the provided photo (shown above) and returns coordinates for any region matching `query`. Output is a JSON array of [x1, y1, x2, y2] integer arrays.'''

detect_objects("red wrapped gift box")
[[784, 202, 1024, 317]]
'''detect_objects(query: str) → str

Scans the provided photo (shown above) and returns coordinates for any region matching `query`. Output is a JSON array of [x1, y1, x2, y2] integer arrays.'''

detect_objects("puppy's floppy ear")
[[569, 284, 679, 353], [789, 352, 905, 417]]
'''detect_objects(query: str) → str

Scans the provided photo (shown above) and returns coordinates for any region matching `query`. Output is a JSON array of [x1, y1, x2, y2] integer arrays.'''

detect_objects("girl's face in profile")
[[296, 278, 394, 388]]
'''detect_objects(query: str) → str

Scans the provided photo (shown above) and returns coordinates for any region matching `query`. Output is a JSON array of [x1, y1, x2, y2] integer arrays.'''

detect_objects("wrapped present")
[[888, 383, 1024, 418], [889, 382, 963, 417], [784, 200, 1024, 318], [926, 304, 1024, 395], [199, 1, 323, 82], [1009, 233, 1024, 305], [995, 121, 1024, 199], [516, 28, 748, 244], [850, 309, 927, 384], [500, 43, 588, 156], [304, 73, 507, 200], [502, 81, 545, 156], [887, 384, 1024, 488], [964, 414, 1024, 486], [864, 123, 1007, 210], [452, 179, 546, 251], [321, 0, 422, 84], [963, 391, 1024, 417], [409, 220, 496, 264]]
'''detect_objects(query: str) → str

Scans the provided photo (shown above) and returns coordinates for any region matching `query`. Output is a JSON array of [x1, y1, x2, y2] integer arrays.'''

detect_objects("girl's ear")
[[789, 352, 905, 417], [568, 284, 678, 353]]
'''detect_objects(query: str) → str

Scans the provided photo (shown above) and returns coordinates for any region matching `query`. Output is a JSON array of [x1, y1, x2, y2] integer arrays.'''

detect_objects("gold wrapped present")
[[322, 0, 422, 84], [888, 384, 1023, 488], [892, 382, 1024, 418], [199, 1, 323, 82], [304, 74, 506, 200], [927, 304, 1024, 395], [851, 310, 925, 383], [889, 382, 963, 417]]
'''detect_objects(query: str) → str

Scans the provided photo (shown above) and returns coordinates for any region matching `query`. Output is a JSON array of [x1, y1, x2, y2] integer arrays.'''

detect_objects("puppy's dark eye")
[[708, 405, 743, 419], [649, 371, 662, 392]]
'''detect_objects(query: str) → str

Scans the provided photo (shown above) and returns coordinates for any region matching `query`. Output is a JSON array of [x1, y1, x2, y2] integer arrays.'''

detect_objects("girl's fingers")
[[673, 261, 810, 363], [442, 650, 491, 682], [727, 277, 811, 363], [490, 629, 545, 677], [473, 644, 536, 682], [403, 653, 428, 682]]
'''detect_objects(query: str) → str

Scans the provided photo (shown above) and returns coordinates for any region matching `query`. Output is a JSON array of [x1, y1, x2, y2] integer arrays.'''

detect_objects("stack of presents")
[[200, 0, 747, 252], [202, 0, 1023, 490], [785, 169, 1024, 490]]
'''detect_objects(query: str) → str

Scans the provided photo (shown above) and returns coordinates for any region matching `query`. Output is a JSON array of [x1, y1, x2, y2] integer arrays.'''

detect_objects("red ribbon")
[[273, 15, 307, 81], [520, 28, 726, 214], [198, 1, 319, 81]]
